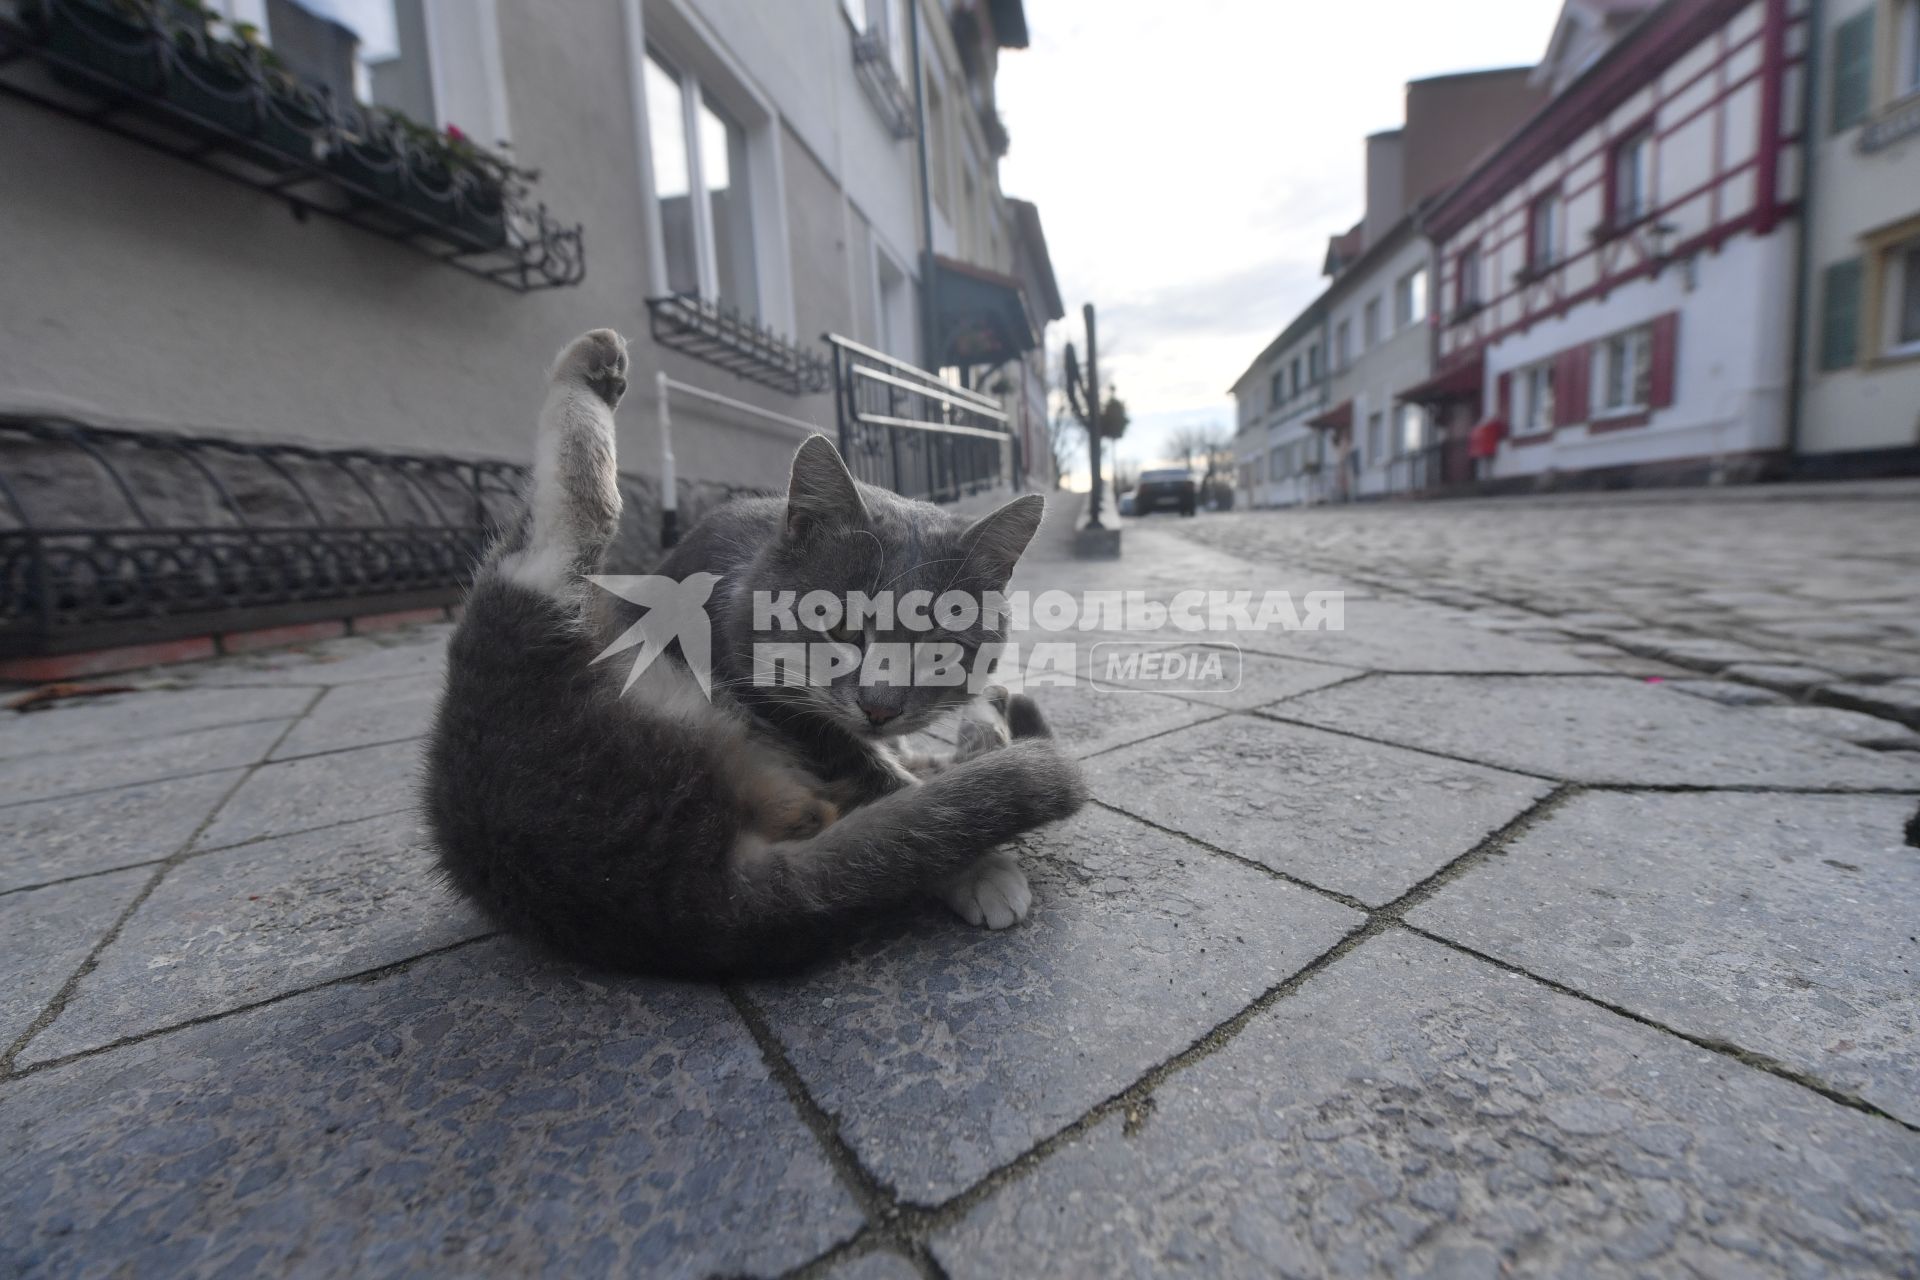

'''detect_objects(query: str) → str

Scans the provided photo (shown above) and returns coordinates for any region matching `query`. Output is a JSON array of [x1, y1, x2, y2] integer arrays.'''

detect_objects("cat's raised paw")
[[551, 328, 629, 407], [941, 850, 1031, 929]]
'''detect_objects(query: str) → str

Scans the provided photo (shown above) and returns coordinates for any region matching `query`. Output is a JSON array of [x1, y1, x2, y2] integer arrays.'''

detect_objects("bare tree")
[[1169, 423, 1233, 481], [1041, 404, 1081, 490]]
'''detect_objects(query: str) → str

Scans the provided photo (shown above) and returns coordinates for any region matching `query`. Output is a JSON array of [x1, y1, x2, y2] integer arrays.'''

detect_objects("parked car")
[[1133, 468, 1198, 516], [1117, 489, 1137, 516]]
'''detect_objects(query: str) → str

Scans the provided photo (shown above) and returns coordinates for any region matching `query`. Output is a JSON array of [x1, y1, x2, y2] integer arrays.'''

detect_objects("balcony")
[[851, 29, 915, 141], [0, 0, 584, 291], [645, 295, 832, 396]]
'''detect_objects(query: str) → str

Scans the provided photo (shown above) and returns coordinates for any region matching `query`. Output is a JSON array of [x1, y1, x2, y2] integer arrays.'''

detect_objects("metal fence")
[[0, 416, 525, 657], [826, 334, 1011, 504]]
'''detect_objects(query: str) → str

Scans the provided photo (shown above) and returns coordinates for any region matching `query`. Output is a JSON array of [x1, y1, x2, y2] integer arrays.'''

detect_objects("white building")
[[1423, 0, 1809, 487], [1797, 0, 1920, 471], [1231, 301, 1328, 509]]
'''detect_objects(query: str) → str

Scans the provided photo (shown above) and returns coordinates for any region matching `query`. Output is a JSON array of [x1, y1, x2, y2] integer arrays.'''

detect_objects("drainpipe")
[[1785, 0, 1821, 464], [908, 0, 939, 371]]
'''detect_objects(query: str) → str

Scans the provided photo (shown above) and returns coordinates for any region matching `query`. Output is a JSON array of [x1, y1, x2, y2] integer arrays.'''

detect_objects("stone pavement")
[[2, 489, 1919, 1278]]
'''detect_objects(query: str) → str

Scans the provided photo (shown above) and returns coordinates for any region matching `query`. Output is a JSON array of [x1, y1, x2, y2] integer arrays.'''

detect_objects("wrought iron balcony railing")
[[0, 416, 528, 657], [646, 295, 833, 397], [826, 333, 1011, 504], [0, 0, 585, 291], [851, 29, 916, 141]]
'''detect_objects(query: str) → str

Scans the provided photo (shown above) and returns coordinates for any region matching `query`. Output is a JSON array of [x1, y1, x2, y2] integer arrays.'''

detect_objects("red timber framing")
[[1427, 0, 1804, 367]]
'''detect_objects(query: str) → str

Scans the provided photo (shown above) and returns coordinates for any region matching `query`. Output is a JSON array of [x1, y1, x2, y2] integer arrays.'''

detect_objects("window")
[[1527, 192, 1560, 272], [1592, 325, 1655, 415], [1515, 362, 1556, 435], [1395, 268, 1428, 329], [645, 48, 759, 317], [1366, 411, 1384, 465], [1456, 244, 1482, 311], [928, 75, 952, 216], [1397, 404, 1426, 456], [1821, 257, 1864, 369], [1889, 240, 1920, 353], [1611, 126, 1653, 227], [1334, 319, 1352, 370], [1269, 369, 1285, 407], [1307, 343, 1322, 383], [1899, 0, 1920, 100], [1269, 445, 1285, 479], [1291, 356, 1302, 396], [1362, 297, 1381, 348]]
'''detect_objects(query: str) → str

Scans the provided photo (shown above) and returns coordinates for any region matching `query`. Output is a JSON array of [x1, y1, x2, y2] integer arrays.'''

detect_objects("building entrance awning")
[[930, 255, 1035, 368], [1399, 359, 1484, 405], [1306, 399, 1354, 431]]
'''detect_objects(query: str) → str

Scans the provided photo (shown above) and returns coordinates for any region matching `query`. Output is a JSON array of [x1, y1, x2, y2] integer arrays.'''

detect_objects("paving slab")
[[1755, 704, 1920, 750], [195, 739, 423, 851], [1086, 716, 1555, 906], [0, 719, 291, 806], [0, 685, 312, 762], [1012, 681, 1224, 759], [1234, 598, 1603, 673], [0, 940, 861, 1279], [177, 627, 452, 688], [822, 1249, 924, 1280], [269, 674, 441, 760], [1822, 681, 1920, 729], [750, 804, 1363, 1205], [0, 869, 148, 1048], [0, 770, 242, 893], [22, 811, 487, 1063], [1409, 791, 1920, 1125], [934, 932, 1920, 1279], [1276, 675, 1920, 787]]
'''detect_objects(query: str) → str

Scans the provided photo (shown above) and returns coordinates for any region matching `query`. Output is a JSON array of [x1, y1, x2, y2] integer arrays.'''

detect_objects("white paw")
[[942, 851, 1031, 930]]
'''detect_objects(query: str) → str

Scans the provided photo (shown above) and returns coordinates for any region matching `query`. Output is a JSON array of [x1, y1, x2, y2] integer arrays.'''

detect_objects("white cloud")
[[997, 0, 1563, 473]]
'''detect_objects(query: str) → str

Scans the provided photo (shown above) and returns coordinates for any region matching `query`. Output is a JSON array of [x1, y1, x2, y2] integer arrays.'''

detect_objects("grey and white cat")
[[424, 329, 1087, 977]]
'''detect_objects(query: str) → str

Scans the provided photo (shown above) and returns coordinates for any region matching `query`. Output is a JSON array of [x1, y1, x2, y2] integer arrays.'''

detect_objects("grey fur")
[[424, 331, 1086, 977]]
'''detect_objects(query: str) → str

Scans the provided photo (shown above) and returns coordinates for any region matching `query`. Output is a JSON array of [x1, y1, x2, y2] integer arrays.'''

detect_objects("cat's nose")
[[862, 704, 899, 727]]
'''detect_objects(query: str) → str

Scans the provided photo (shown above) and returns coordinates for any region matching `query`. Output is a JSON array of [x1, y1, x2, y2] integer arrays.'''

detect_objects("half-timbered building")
[[1416, 0, 1808, 487]]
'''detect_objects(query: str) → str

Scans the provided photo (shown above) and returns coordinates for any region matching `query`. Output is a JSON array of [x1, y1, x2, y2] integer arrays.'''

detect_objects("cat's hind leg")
[[504, 328, 629, 603]]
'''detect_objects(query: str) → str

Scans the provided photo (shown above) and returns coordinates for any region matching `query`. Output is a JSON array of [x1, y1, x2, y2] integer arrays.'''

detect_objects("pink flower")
[[446, 123, 468, 142]]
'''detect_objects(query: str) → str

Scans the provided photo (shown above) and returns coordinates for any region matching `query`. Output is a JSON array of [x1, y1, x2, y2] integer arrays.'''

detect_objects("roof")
[[1426, 0, 1742, 240], [1006, 198, 1064, 322], [1322, 223, 1366, 277], [1229, 293, 1329, 393], [986, 0, 1029, 48], [1323, 208, 1424, 301]]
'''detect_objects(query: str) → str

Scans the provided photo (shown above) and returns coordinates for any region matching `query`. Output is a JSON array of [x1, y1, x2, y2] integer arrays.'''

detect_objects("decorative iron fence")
[[825, 334, 1010, 504], [0, 417, 526, 657]]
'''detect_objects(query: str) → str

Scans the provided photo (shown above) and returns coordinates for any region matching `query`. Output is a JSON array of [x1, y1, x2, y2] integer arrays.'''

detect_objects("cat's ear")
[[961, 494, 1044, 585], [785, 436, 866, 538]]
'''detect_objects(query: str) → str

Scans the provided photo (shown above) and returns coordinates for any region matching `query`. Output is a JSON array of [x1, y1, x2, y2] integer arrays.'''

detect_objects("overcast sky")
[[996, 0, 1564, 483]]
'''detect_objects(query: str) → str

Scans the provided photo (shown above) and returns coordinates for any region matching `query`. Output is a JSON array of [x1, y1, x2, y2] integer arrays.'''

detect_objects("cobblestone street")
[[3, 488, 1919, 1277]]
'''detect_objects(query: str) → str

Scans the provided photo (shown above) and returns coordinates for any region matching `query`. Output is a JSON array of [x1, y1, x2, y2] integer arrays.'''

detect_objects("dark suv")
[[1133, 468, 1198, 516]]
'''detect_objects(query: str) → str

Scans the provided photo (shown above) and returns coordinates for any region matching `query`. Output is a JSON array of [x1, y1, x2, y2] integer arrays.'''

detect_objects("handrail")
[[825, 334, 1002, 412], [851, 364, 1010, 422], [849, 413, 1010, 441]]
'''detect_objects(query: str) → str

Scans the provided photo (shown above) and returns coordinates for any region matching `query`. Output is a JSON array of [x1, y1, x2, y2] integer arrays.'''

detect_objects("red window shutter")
[[1551, 350, 1580, 427], [1496, 370, 1512, 420], [1649, 313, 1679, 408], [1566, 344, 1590, 424]]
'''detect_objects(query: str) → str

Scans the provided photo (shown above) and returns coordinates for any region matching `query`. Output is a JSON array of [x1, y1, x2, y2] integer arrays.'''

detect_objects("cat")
[[423, 329, 1087, 978]]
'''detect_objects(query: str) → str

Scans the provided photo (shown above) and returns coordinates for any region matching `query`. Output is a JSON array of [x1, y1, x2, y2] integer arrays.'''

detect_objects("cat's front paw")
[[550, 328, 629, 407], [941, 850, 1031, 929]]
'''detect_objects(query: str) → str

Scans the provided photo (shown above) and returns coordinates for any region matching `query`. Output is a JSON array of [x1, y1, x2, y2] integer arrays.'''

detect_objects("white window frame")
[[1514, 361, 1556, 436], [1362, 296, 1381, 349], [1886, 237, 1920, 356], [1529, 192, 1560, 270], [1591, 325, 1655, 417], [625, 1, 794, 334], [1333, 318, 1352, 370], [1613, 126, 1654, 226], [227, 0, 511, 146], [1895, 0, 1920, 101], [1395, 267, 1428, 330]]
